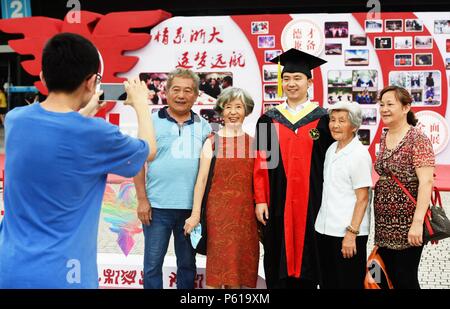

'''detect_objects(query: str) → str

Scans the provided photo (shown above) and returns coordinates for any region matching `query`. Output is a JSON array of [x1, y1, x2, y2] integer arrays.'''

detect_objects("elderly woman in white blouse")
[[315, 101, 373, 289]]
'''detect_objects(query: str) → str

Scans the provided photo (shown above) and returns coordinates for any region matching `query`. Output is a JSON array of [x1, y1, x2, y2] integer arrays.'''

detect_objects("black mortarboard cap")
[[270, 48, 327, 79]]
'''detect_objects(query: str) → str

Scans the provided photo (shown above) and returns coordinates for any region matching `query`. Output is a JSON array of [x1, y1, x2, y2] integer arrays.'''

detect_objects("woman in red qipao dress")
[[184, 87, 259, 288]]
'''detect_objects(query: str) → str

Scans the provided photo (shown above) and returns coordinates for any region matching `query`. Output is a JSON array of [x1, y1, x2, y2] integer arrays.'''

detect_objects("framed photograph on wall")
[[374, 37, 392, 49], [264, 49, 282, 62], [405, 19, 423, 32], [324, 21, 349, 38], [394, 54, 413, 67], [385, 19, 403, 32], [325, 43, 342, 55], [350, 35, 367, 46], [264, 102, 280, 112], [415, 53, 433, 66], [394, 36, 413, 49], [365, 20, 383, 33], [357, 129, 371, 146], [389, 70, 441, 106], [361, 108, 377, 125], [251, 21, 269, 34], [415, 36, 433, 49], [327, 87, 352, 105], [352, 70, 377, 91], [344, 49, 369, 66], [262, 65, 278, 82], [434, 20, 450, 34], [328, 70, 353, 88], [263, 84, 282, 101], [258, 35, 275, 48]]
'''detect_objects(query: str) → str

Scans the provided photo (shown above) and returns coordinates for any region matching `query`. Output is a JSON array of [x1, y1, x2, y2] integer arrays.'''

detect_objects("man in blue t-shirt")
[[0, 33, 157, 288], [134, 69, 211, 289]]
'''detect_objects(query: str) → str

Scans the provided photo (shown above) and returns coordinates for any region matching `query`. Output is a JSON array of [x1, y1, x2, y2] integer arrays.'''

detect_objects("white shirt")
[[280, 99, 311, 115], [315, 136, 373, 237]]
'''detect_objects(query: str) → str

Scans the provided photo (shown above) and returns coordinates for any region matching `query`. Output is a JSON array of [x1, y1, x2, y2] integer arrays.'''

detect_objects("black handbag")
[[391, 173, 450, 245], [194, 134, 219, 255], [423, 188, 450, 243]]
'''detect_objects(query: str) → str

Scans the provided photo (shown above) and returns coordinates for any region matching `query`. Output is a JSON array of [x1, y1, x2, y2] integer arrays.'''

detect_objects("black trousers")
[[316, 232, 368, 289], [377, 245, 424, 289]]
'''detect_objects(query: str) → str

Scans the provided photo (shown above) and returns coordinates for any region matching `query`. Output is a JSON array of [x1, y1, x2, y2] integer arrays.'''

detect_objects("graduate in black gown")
[[254, 48, 334, 289]]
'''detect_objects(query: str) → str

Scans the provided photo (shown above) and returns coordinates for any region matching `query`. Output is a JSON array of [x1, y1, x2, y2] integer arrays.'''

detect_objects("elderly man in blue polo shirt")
[[134, 68, 212, 289]]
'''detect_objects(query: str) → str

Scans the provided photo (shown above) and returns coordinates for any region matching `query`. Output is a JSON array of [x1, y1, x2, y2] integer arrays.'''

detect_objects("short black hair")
[[223, 76, 233, 84], [42, 33, 100, 93]]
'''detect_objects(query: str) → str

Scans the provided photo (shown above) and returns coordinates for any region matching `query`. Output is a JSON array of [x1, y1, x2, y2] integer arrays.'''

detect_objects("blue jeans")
[[142, 208, 196, 289]]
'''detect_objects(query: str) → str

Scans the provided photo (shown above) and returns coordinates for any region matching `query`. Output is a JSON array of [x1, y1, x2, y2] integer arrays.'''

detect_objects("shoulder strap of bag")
[[431, 186, 442, 207], [390, 173, 417, 204], [390, 172, 438, 243], [391, 172, 442, 209]]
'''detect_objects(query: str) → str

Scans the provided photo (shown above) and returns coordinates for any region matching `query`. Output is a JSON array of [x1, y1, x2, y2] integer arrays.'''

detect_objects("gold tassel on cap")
[[277, 59, 282, 98]]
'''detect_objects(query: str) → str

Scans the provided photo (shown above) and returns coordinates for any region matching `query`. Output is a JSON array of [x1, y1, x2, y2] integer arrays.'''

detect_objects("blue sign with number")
[[1, 0, 31, 19]]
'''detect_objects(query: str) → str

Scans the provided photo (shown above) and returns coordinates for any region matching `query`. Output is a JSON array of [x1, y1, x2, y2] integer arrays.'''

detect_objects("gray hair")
[[214, 87, 255, 116], [166, 68, 200, 95], [328, 102, 362, 130]]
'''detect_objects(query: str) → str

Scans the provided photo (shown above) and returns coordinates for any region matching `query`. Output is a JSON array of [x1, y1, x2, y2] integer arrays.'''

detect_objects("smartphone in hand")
[[99, 83, 126, 101]]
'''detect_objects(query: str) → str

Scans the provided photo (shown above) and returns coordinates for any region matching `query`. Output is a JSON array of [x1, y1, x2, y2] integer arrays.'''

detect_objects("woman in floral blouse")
[[374, 85, 435, 289]]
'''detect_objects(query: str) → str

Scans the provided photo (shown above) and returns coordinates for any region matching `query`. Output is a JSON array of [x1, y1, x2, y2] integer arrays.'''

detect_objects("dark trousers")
[[377, 246, 423, 289], [316, 232, 368, 289], [142, 208, 196, 289]]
